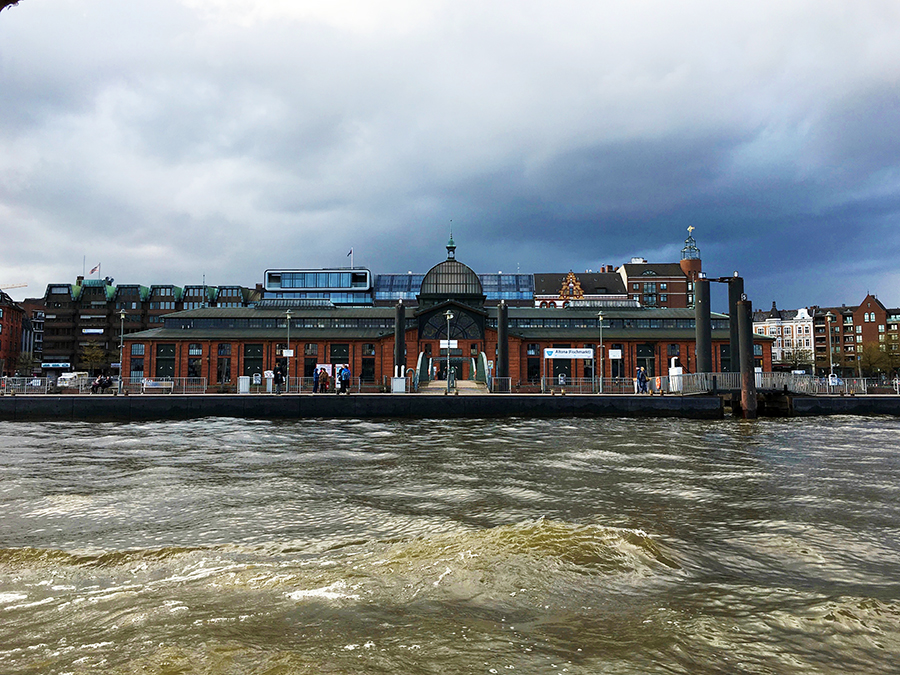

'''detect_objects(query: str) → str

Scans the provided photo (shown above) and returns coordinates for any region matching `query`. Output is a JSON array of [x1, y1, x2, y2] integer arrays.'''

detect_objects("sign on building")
[[543, 348, 595, 359]]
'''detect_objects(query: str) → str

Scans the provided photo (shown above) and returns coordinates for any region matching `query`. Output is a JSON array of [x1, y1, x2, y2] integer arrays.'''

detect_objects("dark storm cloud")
[[1, 0, 899, 310]]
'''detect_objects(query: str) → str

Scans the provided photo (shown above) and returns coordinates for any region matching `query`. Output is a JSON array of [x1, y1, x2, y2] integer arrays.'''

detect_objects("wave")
[[0, 519, 679, 579], [371, 518, 682, 576], [0, 545, 208, 569]]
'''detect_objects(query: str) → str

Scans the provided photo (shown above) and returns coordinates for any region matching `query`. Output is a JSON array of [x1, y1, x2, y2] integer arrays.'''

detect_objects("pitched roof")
[[533, 272, 626, 296], [618, 263, 686, 277]]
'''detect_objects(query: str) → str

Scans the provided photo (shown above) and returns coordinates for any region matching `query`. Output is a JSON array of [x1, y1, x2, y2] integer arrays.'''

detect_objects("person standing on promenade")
[[273, 363, 284, 394], [319, 367, 329, 393], [313, 367, 320, 393], [340, 364, 351, 394]]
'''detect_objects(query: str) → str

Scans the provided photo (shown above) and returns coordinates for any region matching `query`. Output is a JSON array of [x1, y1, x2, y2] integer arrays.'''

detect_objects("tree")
[[80, 344, 108, 375], [887, 348, 900, 377], [16, 352, 35, 376], [781, 348, 814, 372], [858, 344, 890, 377]]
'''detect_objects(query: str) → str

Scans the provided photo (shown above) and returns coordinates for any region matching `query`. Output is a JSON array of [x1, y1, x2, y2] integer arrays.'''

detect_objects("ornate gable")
[[557, 272, 584, 300]]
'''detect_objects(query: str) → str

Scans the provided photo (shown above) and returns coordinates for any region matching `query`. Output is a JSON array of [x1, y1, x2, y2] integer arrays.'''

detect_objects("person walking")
[[637, 366, 649, 394]]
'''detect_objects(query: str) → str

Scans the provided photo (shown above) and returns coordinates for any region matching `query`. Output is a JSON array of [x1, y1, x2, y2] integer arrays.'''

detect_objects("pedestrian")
[[340, 363, 351, 394], [637, 366, 649, 394], [312, 367, 319, 393], [319, 367, 329, 393], [273, 363, 284, 394]]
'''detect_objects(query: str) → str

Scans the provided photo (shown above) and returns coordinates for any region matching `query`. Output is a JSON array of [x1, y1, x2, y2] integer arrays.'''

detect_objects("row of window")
[[505, 318, 729, 330], [131, 342, 375, 382], [261, 292, 373, 304], [166, 317, 398, 330], [269, 272, 368, 290], [132, 342, 379, 358]]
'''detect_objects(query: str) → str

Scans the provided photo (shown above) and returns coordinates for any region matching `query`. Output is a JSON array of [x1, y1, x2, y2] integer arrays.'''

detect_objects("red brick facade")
[[0, 292, 25, 376]]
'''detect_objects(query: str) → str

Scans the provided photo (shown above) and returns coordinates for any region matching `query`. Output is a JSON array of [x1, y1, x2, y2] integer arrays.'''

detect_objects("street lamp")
[[597, 311, 604, 394], [119, 308, 126, 394], [444, 309, 454, 393], [285, 308, 292, 393], [825, 311, 835, 377]]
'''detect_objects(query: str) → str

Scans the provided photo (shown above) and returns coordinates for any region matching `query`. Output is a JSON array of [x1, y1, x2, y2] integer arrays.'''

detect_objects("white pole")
[[286, 308, 292, 393]]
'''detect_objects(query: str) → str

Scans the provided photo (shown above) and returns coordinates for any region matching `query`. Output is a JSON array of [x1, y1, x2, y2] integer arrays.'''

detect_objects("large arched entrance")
[[415, 236, 488, 382]]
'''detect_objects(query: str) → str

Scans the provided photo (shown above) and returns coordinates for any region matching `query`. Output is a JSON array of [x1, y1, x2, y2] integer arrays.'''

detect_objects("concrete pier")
[[0, 393, 724, 422]]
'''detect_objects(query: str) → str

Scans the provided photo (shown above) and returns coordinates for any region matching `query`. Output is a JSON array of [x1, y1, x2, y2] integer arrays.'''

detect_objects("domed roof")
[[417, 235, 485, 308], [420, 258, 483, 297]]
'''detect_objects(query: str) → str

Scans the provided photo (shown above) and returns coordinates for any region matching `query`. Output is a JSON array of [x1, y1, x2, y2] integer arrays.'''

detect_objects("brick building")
[[36, 278, 259, 377], [813, 295, 900, 377], [0, 290, 26, 376], [122, 241, 771, 388]]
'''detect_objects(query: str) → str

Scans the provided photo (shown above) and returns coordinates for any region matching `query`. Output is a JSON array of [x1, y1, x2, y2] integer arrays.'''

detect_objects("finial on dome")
[[447, 225, 456, 259]]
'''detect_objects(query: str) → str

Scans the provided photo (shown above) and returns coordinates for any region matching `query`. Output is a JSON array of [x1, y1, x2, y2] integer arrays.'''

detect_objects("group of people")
[[90, 374, 115, 394], [313, 364, 352, 394], [272, 364, 353, 394]]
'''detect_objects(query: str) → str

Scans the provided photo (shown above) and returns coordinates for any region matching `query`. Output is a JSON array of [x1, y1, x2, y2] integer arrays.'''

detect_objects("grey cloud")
[[2, 0, 900, 309]]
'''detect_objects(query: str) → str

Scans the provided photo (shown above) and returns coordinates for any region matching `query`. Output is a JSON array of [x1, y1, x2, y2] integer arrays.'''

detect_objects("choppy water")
[[1, 416, 899, 674]]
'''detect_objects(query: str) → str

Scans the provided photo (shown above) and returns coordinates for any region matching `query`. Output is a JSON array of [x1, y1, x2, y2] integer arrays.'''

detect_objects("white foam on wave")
[[0, 592, 29, 605], [286, 580, 360, 601]]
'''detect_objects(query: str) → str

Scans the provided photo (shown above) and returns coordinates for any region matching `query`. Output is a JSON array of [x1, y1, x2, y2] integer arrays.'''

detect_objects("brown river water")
[[1, 416, 899, 674]]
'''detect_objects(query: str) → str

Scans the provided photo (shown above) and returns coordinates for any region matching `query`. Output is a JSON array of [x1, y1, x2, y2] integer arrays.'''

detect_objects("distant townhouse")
[[752, 302, 815, 371]]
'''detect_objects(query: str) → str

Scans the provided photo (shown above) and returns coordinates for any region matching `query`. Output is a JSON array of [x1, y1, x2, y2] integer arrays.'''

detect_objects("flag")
[[347, 248, 353, 257], [90, 263, 100, 274]]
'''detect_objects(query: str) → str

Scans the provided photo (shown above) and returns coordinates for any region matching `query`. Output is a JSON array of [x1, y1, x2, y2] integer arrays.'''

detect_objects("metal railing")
[[490, 377, 512, 393], [120, 377, 208, 394], [5, 373, 899, 396], [0, 376, 52, 394]]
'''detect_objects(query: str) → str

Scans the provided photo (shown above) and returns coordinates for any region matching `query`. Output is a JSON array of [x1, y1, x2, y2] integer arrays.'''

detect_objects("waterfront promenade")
[[1, 391, 898, 421], [0, 392, 723, 421]]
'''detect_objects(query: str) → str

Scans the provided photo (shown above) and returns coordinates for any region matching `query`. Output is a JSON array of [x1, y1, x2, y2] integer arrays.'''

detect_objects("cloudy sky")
[[2, 0, 899, 310]]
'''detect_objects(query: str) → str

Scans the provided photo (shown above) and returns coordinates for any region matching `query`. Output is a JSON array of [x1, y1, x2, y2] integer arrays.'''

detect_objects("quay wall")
[[0, 394, 724, 422], [790, 396, 900, 417]]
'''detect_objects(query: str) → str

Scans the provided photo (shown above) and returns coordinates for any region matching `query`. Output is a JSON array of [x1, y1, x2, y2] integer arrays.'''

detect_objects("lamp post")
[[444, 309, 454, 393], [825, 311, 835, 378], [119, 309, 125, 394], [285, 308, 292, 393], [597, 311, 604, 394]]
